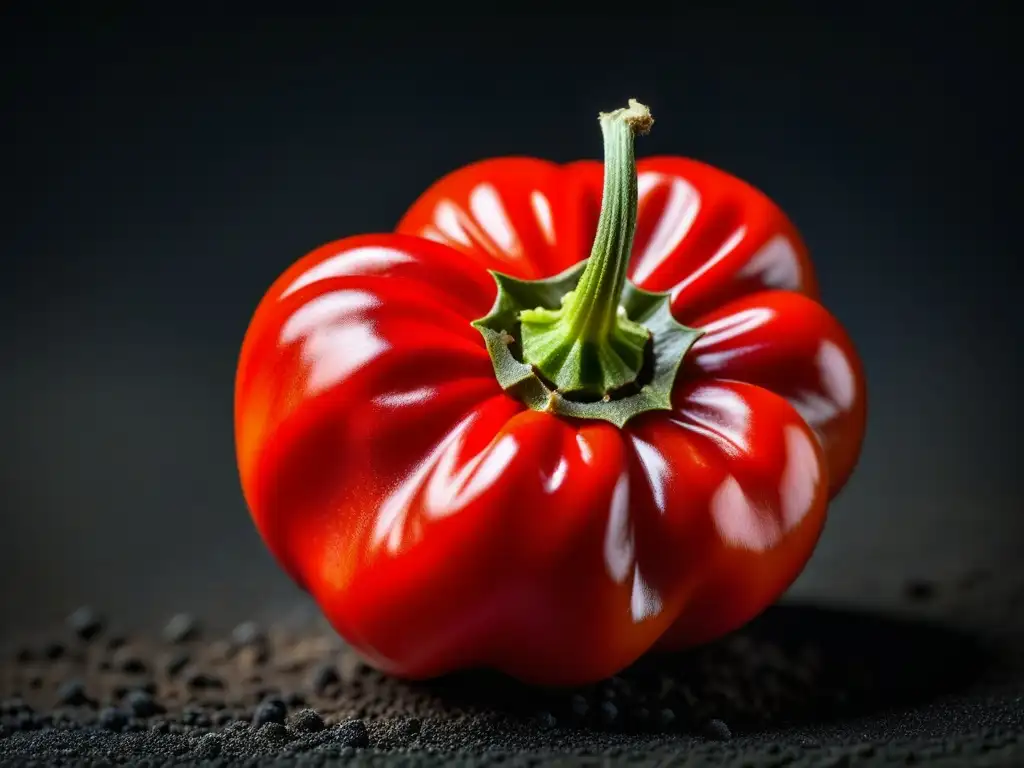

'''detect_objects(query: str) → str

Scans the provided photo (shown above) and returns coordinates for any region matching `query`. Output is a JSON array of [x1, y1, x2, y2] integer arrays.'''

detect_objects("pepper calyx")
[[472, 260, 702, 428]]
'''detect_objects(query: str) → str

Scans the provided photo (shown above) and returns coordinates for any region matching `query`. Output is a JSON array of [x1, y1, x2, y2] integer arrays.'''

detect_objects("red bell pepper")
[[235, 100, 866, 686]]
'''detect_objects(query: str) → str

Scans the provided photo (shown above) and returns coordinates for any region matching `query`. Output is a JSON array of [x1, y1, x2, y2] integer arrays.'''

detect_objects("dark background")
[[1, 8, 1019, 641]]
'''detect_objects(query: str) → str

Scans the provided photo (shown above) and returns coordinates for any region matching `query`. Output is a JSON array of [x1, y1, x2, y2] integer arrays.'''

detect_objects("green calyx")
[[471, 99, 703, 428]]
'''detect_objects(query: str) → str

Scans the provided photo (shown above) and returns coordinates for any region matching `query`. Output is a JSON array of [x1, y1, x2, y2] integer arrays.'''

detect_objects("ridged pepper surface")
[[235, 101, 867, 685]]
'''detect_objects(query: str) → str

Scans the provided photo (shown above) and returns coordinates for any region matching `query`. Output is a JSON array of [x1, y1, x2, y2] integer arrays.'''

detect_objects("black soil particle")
[[1, 603, 1022, 766], [252, 697, 287, 728], [162, 613, 200, 645], [904, 580, 938, 602], [66, 606, 104, 642], [288, 708, 325, 733]]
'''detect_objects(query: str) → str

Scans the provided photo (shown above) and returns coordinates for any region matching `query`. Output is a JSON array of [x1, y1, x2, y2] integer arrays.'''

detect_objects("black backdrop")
[[1, 8, 1019, 640]]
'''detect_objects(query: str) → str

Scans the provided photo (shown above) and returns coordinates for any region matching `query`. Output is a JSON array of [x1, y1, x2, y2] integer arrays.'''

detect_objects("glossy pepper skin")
[[235, 104, 866, 686]]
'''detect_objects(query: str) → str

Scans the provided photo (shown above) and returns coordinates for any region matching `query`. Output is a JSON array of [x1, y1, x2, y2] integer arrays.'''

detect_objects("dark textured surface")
[[2, 603, 1022, 765]]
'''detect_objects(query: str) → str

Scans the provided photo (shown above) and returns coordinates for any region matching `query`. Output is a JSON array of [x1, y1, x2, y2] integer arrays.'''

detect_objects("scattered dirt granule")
[[0, 604, 1022, 766]]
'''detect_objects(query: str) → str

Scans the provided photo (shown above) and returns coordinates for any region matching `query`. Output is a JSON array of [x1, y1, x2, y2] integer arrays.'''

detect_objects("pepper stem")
[[519, 99, 653, 398]]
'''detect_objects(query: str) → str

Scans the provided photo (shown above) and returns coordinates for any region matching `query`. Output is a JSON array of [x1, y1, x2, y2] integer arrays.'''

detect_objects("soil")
[[1, 603, 1022, 766]]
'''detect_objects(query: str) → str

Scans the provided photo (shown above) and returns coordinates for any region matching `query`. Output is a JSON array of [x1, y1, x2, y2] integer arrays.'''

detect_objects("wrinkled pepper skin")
[[235, 156, 867, 686]]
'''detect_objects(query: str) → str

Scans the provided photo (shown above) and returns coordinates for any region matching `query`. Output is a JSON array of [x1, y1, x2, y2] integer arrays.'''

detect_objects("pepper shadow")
[[404, 602, 993, 735]]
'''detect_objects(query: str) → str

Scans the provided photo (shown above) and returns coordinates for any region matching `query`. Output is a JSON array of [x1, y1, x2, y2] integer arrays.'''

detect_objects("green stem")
[[519, 99, 654, 397]]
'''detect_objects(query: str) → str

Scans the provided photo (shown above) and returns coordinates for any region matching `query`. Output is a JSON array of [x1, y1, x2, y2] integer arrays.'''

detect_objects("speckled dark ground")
[[2, 602, 1022, 766]]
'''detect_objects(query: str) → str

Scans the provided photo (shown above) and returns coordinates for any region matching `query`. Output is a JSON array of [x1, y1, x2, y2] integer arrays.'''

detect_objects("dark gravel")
[[66, 607, 104, 642], [1, 603, 1022, 766], [162, 614, 200, 646]]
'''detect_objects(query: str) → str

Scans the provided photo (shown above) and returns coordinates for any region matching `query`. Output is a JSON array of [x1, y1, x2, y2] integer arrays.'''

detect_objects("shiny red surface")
[[235, 156, 867, 685]]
